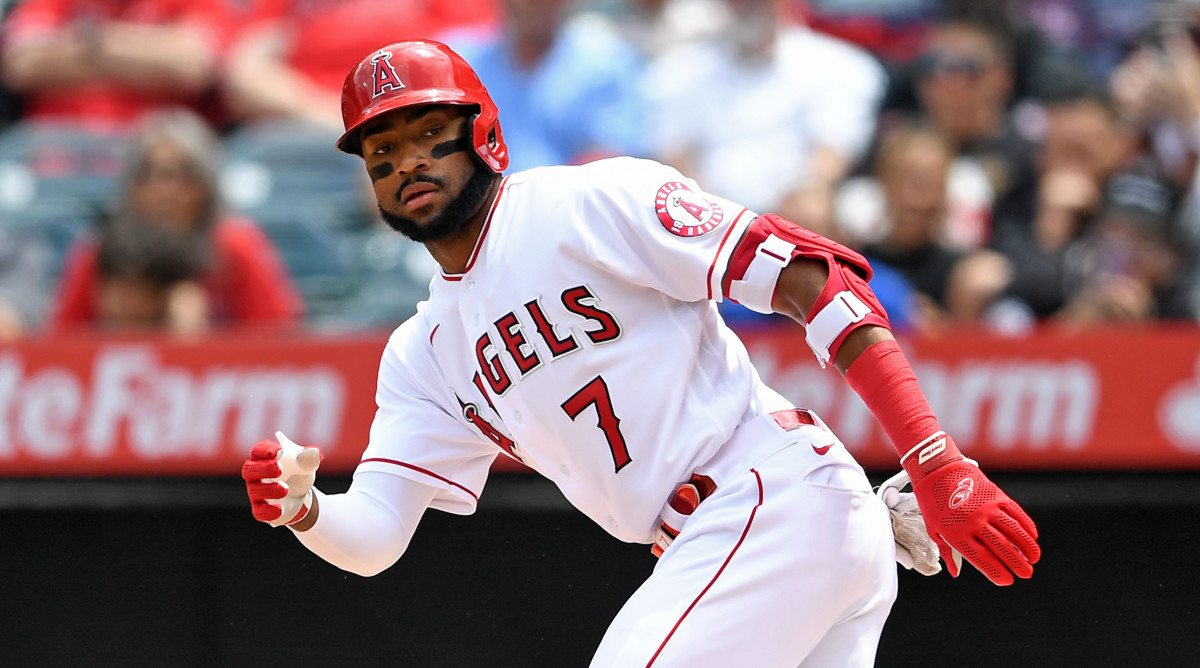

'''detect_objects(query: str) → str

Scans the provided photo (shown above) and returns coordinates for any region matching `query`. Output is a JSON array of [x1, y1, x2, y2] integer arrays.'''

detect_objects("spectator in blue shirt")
[[440, 0, 648, 173]]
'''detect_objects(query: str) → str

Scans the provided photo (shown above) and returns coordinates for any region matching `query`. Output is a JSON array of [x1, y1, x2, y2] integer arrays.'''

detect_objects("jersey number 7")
[[561, 375, 632, 473]]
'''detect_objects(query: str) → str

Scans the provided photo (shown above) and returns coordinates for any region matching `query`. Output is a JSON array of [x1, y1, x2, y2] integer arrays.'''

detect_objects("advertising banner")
[[0, 334, 384, 476], [2, 326, 1199, 476], [742, 324, 1200, 470]]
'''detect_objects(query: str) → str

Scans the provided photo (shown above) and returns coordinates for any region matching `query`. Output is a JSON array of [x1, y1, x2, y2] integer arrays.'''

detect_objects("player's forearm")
[[771, 256, 893, 371], [291, 474, 433, 577], [841, 334, 942, 458], [771, 255, 932, 446], [832, 325, 894, 373]]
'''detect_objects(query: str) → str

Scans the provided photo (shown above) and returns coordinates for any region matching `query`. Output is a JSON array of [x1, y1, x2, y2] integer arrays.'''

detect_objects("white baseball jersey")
[[356, 157, 794, 543]]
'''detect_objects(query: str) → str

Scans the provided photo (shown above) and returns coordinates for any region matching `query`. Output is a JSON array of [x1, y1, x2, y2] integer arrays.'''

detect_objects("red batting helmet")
[[336, 40, 509, 173]]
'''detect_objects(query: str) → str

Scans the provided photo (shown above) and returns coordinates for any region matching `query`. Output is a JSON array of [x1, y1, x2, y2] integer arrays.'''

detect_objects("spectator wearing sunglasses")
[[912, 11, 1039, 251]]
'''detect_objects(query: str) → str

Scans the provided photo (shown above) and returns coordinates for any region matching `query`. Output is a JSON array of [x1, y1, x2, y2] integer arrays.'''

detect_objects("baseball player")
[[242, 40, 1040, 667]]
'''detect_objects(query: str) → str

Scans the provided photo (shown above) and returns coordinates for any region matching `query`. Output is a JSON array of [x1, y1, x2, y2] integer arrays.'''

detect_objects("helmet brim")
[[335, 92, 478, 155]]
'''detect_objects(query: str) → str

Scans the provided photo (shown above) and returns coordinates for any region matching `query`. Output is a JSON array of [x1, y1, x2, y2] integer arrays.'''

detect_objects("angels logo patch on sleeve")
[[655, 181, 724, 237]]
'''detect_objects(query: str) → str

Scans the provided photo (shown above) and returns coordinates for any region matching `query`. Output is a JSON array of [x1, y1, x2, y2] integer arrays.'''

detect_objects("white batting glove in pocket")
[[877, 469, 943, 576]]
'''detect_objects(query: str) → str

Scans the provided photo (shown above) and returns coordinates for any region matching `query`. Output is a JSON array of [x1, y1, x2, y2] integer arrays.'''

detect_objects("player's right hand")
[[902, 432, 1040, 586], [241, 431, 322, 528]]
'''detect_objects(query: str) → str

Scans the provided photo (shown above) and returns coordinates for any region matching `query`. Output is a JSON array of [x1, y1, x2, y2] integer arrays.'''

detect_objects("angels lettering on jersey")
[[399, 158, 757, 525], [454, 284, 623, 467]]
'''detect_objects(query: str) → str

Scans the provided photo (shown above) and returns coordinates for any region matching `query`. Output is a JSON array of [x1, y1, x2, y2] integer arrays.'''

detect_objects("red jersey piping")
[[441, 175, 511, 282], [358, 457, 480, 504], [646, 469, 764, 666], [706, 209, 753, 301]]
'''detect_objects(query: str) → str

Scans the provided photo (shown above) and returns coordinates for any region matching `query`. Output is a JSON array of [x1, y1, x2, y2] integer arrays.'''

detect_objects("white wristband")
[[805, 290, 871, 367]]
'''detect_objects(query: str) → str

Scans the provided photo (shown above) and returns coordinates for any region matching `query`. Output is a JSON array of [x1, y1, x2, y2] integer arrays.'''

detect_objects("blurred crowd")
[[0, 0, 1199, 342]]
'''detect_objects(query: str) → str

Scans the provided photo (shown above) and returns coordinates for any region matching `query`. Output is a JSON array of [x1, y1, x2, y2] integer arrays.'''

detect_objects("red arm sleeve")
[[843, 339, 942, 460]]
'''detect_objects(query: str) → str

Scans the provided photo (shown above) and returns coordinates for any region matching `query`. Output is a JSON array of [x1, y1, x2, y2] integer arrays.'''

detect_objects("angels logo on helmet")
[[370, 51, 405, 98]]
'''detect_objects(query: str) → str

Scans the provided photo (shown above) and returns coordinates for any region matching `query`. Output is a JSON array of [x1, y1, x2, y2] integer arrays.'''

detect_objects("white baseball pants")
[[591, 415, 898, 667]]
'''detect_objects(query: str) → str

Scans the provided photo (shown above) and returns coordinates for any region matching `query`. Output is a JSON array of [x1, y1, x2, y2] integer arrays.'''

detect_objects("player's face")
[[359, 104, 492, 243]]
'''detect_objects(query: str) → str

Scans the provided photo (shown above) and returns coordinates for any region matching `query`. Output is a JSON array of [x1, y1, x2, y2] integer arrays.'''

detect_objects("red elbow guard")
[[805, 261, 890, 367], [722, 214, 889, 366]]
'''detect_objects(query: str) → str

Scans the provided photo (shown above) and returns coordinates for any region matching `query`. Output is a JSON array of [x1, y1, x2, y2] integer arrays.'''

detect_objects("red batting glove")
[[902, 432, 1040, 586], [241, 431, 322, 527]]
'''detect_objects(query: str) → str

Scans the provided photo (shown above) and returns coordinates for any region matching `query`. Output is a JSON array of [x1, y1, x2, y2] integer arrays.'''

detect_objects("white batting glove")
[[242, 431, 322, 527], [877, 469, 946, 576]]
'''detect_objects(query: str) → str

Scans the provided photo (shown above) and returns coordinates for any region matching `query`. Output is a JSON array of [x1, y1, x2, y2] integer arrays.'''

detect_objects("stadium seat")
[[219, 120, 367, 230], [248, 205, 364, 324], [0, 121, 129, 214], [0, 199, 94, 278], [330, 227, 434, 330], [219, 120, 433, 329], [0, 199, 94, 327]]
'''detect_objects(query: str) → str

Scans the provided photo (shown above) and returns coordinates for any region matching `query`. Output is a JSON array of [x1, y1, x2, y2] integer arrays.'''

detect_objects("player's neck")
[[424, 176, 502, 275]]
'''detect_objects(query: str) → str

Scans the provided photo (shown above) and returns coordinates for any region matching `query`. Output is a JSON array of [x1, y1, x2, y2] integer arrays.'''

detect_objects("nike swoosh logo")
[[812, 444, 833, 456]]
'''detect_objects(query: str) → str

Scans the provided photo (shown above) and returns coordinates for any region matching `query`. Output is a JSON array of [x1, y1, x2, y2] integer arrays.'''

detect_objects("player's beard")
[[378, 162, 495, 244]]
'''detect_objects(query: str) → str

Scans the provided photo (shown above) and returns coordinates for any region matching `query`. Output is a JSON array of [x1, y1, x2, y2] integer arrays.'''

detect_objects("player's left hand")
[[241, 431, 322, 527], [903, 434, 1040, 586]]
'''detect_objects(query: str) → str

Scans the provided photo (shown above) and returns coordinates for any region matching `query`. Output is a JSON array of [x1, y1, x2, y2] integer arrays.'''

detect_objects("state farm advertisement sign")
[[743, 324, 1200, 470], [1, 327, 1199, 476], [0, 335, 384, 476]]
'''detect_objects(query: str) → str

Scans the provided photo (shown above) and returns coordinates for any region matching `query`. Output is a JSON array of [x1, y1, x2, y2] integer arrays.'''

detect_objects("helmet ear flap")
[[464, 110, 489, 170], [470, 110, 507, 173]]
